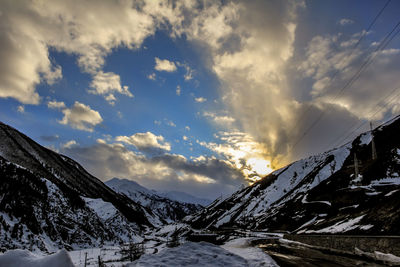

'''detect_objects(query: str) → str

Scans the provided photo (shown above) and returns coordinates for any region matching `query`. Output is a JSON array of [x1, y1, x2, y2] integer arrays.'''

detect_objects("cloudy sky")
[[1, 0, 400, 199]]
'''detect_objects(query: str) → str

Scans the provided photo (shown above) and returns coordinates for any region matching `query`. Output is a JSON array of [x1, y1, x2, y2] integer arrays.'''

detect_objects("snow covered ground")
[[4, 236, 400, 266], [67, 237, 278, 266], [68, 246, 131, 267], [128, 240, 278, 267], [221, 238, 278, 267], [0, 249, 74, 267]]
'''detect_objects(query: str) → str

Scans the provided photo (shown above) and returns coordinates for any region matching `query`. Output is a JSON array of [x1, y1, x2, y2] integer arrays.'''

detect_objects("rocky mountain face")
[[186, 116, 400, 235], [0, 122, 199, 252], [0, 155, 144, 252], [106, 178, 204, 223], [0, 122, 151, 226]]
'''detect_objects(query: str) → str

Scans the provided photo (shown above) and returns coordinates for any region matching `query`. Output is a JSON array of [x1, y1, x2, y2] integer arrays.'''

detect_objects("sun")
[[247, 158, 274, 176]]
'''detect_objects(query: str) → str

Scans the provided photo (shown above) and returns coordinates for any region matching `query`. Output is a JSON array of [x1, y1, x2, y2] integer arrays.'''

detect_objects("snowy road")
[[129, 239, 278, 267]]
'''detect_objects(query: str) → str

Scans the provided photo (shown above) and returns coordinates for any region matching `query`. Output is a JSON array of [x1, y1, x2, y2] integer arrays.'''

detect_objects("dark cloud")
[[62, 141, 245, 199]]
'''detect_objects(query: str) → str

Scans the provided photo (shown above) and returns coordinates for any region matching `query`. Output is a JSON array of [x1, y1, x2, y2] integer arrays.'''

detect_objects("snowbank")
[[0, 249, 75, 267], [128, 242, 249, 267], [221, 238, 278, 267]]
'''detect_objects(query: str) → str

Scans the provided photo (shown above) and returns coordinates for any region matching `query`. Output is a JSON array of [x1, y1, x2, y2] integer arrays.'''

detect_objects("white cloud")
[[338, 18, 354, 26], [203, 111, 235, 126], [116, 132, 171, 152], [0, 0, 187, 105], [62, 140, 78, 149], [4, 0, 397, 168], [177, 1, 307, 164], [154, 57, 177, 72], [195, 97, 207, 103], [299, 31, 400, 121], [88, 71, 133, 105], [182, 135, 188, 141], [164, 119, 176, 127], [147, 73, 156, 80], [17, 105, 25, 113], [198, 131, 273, 182], [176, 85, 181, 96], [59, 101, 103, 132], [47, 100, 66, 109], [185, 126, 190, 131], [177, 62, 194, 81]]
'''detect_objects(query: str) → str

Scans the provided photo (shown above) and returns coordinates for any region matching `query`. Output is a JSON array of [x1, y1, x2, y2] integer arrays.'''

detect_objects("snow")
[[294, 216, 318, 233], [365, 191, 380, 196], [106, 177, 153, 195], [305, 215, 365, 234], [359, 224, 374, 230], [105, 177, 203, 225], [373, 251, 400, 263], [68, 246, 131, 267], [370, 177, 400, 186], [159, 190, 212, 206], [0, 249, 74, 267], [355, 248, 400, 264], [301, 195, 331, 206], [339, 204, 359, 211], [83, 197, 117, 221], [359, 132, 372, 145], [385, 189, 399, 196], [106, 177, 211, 206], [128, 242, 249, 267], [221, 238, 278, 267]]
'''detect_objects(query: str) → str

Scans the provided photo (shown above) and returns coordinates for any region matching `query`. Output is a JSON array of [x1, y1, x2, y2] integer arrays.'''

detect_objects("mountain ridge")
[[0, 121, 151, 226], [185, 116, 400, 235], [105, 177, 204, 223]]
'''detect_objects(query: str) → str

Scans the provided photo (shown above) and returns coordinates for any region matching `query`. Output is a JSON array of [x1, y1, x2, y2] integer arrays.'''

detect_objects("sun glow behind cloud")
[[198, 131, 275, 183]]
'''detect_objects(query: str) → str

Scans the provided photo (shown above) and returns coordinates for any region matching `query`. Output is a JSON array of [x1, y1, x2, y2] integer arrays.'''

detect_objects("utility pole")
[[370, 122, 377, 160], [84, 252, 88, 267], [354, 152, 359, 180]]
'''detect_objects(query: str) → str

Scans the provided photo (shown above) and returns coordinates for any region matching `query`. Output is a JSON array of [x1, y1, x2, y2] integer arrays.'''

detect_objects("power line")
[[287, 0, 392, 139], [326, 85, 400, 149], [329, 87, 400, 149], [290, 16, 400, 154], [327, 87, 400, 149]]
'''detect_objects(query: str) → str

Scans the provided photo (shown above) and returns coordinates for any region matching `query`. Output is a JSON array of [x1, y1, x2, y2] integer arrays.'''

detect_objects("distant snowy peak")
[[106, 177, 211, 206], [106, 177, 153, 195], [105, 178, 204, 223], [158, 191, 212, 206]]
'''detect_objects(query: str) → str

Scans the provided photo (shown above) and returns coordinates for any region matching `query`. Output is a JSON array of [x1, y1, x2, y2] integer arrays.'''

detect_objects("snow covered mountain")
[[106, 178, 204, 223], [158, 191, 212, 206], [0, 121, 161, 252], [186, 116, 400, 235]]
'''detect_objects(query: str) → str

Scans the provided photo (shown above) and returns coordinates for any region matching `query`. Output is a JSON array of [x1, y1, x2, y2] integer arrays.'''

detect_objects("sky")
[[1, 0, 400, 199]]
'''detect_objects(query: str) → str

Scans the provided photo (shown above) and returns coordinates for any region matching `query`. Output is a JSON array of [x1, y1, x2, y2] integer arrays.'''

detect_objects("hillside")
[[186, 116, 400, 235], [106, 178, 204, 223], [0, 122, 158, 251]]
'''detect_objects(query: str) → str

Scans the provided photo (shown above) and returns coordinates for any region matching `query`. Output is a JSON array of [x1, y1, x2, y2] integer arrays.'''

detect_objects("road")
[[256, 238, 391, 267]]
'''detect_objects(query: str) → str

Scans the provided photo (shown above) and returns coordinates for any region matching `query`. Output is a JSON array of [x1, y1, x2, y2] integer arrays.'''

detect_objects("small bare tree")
[[120, 241, 144, 262]]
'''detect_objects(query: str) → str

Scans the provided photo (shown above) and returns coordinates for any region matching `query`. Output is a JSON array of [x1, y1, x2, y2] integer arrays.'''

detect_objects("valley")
[[1, 116, 400, 266]]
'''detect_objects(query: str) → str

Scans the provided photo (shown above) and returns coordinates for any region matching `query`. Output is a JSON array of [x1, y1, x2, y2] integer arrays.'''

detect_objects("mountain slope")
[[0, 121, 151, 226], [158, 191, 211, 206], [186, 116, 400, 235], [0, 156, 143, 252], [106, 178, 203, 223], [0, 122, 167, 251]]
